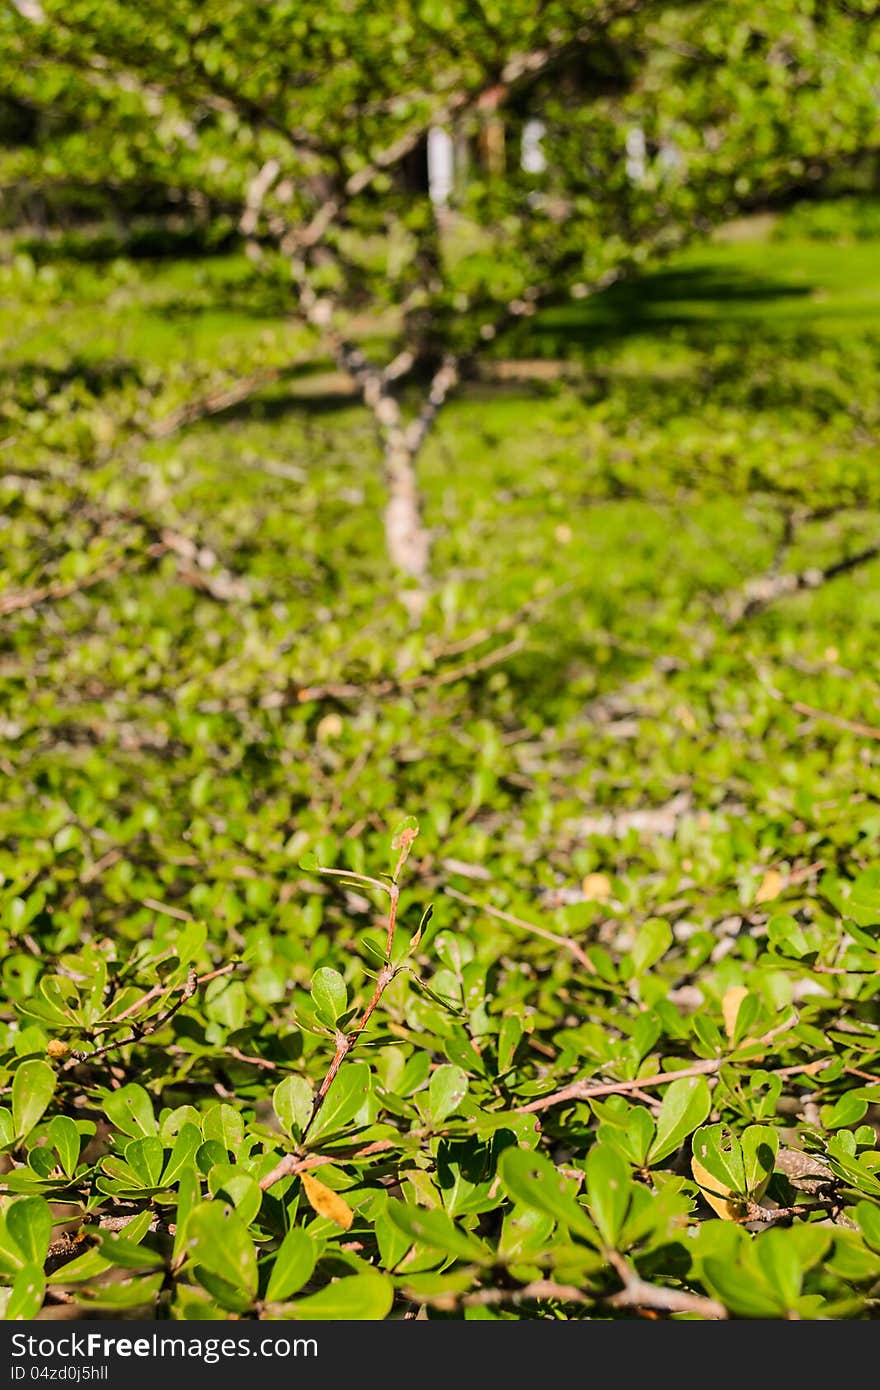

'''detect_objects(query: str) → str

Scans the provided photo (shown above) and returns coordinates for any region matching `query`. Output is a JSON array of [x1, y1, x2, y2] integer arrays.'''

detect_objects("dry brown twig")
[[519, 1047, 824, 1116], [605, 1250, 726, 1319], [108, 961, 236, 1026], [445, 885, 595, 973], [0, 556, 128, 618], [264, 635, 527, 710], [258, 1138, 396, 1193], [57, 963, 236, 1072], [409, 1263, 726, 1319]]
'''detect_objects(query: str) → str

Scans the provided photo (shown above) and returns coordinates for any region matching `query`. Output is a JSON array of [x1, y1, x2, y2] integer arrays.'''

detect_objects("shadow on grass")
[[0, 356, 145, 402], [4, 263, 869, 437], [525, 264, 813, 354]]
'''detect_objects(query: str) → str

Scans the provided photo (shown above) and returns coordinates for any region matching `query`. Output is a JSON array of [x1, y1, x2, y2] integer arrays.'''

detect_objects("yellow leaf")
[[675, 704, 697, 732], [581, 872, 612, 901], [722, 986, 749, 1041], [691, 1155, 747, 1221], [316, 713, 343, 741], [301, 1173, 354, 1230], [754, 868, 783, 905]]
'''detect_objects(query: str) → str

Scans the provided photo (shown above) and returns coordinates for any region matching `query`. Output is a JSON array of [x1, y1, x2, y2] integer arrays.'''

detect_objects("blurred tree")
[[2, 0, 878, 609]]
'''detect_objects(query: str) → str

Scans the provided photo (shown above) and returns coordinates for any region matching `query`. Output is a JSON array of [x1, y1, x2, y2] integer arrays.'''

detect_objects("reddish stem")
[[301, 884, 401, 1140]]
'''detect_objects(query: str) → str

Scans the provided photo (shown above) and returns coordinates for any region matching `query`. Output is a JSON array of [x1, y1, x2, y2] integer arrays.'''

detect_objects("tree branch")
[[445, 886, 595, 973], [724, 542, 880, 625], [605, 1251, 726, 1319]]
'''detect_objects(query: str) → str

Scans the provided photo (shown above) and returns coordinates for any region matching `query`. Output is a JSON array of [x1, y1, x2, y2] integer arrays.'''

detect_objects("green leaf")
[[498, 1204, 555, 1263], [498, 1147, 598, 1244], [599, 1105, 655, 1167], [497, 1015, 523, 1073], [202, 1103, 244, 1153], [396, 1270, 474, 1298], [410, 902, 433, 952], [103, 1083, 157, 1138], [311, 967, 348, 1026], [286, 1273, 393, 1320], [265, 1227, 317, 1302], [7, 1198, 52, 1265], [6, 1263, 45, 1320], [410, 975, 467, 1016], [630, 918, 672, 974], [821, 1091, 869, 1130], [207, 1168, 262, 1226], [274, 1075, 314, 1139], [755, 1229, 802, 1309], [196, 1140, 227, 1175], [172, 1166, 200, 1267], [703, 1257, 782, 1317], [0, 1108, 14, 1150], [204, 979, 247, 1031], [385, 1199, 490, 1262], [586, 1144, 632, 1247], [175, 920, 207, 966], [731, 991, 762, 1046], [12, 1060, 56, 1139], [307, 1062, 371, 1143], [76, 1274, 163, 1311], [825, 1142, 880, 1198], [47, 1115, 80, 1178], [427, 1064, 469, 1125], [124, 1136, 165, 1188], [161, 1123, 202, 1186], [185, 1202, 258, 1300], [785, 1224, 830, 1271], [692, 1124, 746, 1197], [95, 1233, 164, 1270], [0, 1211, 25, 1276], [856, 1201, 880, 1253], [648, 1076, 712, 1164], [741, 1125, 779, 1200]]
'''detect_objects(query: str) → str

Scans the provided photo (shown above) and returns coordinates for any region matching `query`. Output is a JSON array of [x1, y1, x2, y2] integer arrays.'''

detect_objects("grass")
[[2, 201, 880, 1319]]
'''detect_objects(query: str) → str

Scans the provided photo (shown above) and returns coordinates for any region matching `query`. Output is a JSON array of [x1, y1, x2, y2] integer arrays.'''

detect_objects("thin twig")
[[226, 1046, 278, 1071], [605, 1251, 726, 1319], [519, 1058, 722, 1114], [288, 636, 526, 708], [109, 961, 236, 1025], [148, 368, 283, 439], [259, 1139, 396, 1192], [790, 701, 880, 742], [0, 556, 127, 617], [142, 896, 193, 922], [726, 542, 880, 625], [445, 886, 595, 973], [427, 582, 574, 661], [264, 837, 422, 1186], [299, 847, 412, 1143], [520, 1052, 827, 1114], [80, 848, 123, 884], [409, 1267, 726, 1319], [59, 966, 206, 1071]]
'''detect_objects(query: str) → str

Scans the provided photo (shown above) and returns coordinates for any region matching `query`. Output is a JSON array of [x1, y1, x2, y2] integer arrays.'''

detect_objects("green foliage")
[[0, 0, 877, 557], [2, 182, 880, 1320]]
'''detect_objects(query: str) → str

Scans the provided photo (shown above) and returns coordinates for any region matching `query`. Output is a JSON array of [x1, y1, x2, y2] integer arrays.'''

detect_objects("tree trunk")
[[383, 427, 431, 616]]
